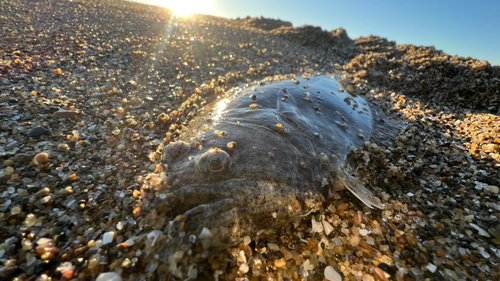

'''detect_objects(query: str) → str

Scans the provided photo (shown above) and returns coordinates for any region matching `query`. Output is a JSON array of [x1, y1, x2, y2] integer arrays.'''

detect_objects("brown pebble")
[[333, 246, 344, 255], [307, 237, 319, 251], [274, 258, 286, 268], [469, 254, 480, 263], [33, 153, 48, 164], [337, 203, 349, 213], [435, 250, 446, 258], [405, 234, 417, 247]]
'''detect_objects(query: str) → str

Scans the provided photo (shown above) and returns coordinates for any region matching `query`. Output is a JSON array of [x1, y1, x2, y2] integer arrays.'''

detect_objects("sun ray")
[[153, 0, 212, 16]]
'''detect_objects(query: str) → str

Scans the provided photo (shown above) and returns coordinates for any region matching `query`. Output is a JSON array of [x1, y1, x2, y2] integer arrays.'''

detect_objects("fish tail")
[[336, 167, 385, 209], [369, 103, 406, 148]]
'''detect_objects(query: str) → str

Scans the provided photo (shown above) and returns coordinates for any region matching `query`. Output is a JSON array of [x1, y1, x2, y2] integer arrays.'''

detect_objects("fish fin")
[[338, 168, 385, 209], [369, 103, 405, 148]]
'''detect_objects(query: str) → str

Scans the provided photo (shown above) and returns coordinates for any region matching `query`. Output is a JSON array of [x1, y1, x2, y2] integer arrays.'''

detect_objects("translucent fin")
[[369, 103, 405, 148], [338, 168, 385, 209]]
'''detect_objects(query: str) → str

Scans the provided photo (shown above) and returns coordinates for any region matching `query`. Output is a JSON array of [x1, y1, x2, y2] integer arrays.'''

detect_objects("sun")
[[154, 0, 212, 16]]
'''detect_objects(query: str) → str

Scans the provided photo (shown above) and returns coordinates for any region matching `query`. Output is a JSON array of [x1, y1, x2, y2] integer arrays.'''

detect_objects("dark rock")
[[27, 127, 49, 137]]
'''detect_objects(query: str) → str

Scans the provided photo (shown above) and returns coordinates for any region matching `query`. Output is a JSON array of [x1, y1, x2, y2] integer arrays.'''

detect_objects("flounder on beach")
[[155, 75, 402, 277]]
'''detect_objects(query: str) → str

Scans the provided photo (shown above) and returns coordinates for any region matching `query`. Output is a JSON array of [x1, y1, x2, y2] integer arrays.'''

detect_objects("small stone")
[[28, 127, 49, 137], [337, 203, 349, 212], [267, 243, 279, 251], [4, 160, 14, 166], [88, 254, 100, 269], [243, 236, 251, 245], [324, 265, 342, 281], [406, 234, 417, 246], [188, 266, 198, 279], [11, 206, 21, 215], [307, 237, 319, 251], [103, 231, 115, 245], [350, 236, 360, 247], [312, 217, 324, 232], [322, 220, 334, 235], [275, 258, 286, 267], [96, 272, 122, 281], [284, 249, 293, 260], [470, 223, 491, 237], [487, 185, 499, 194], [14, 153, 33, 164], [52, 110, 80, 119], [239, 263, 249, 273], [198, 227, 213, 239], [33, 153, 49, 165], [426, 263, 437, 273], [333, 246, 344, 255], [332, 237, 343, 246], [363, 274, 375, 281], [359, 229, 369, 236], [25, 214, 36, 226], [57, 144, 70, 152]]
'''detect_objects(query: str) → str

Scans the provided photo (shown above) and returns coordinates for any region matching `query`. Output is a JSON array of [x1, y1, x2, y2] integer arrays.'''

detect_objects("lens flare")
[[154, 0, 212, 16]]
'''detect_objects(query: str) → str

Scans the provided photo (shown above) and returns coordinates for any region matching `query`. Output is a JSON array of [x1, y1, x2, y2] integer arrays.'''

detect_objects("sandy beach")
[[1, 0, 499, 280]]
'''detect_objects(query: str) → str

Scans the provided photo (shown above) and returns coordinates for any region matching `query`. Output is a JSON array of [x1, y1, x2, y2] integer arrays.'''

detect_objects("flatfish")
[[154, 75, 402, 278]]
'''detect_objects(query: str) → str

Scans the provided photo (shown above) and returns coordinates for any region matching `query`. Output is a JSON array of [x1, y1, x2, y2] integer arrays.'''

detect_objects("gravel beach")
[[1, 0, 499, 280]]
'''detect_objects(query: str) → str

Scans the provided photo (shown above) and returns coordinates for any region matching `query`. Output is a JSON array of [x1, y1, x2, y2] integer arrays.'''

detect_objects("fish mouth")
[[162, 177, 277, 217], [156, 177, 323, 271]]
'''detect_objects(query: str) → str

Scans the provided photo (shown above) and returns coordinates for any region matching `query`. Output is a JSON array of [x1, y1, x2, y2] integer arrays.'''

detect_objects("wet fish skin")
[[156, 75, 400, 277]]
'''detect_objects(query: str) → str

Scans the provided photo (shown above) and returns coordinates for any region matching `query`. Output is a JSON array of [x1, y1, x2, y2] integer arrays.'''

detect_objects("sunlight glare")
[[154, 0, 212, 16]]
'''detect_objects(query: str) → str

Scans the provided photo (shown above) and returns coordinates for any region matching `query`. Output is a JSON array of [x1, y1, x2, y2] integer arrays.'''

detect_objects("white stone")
[[188, 266, 198, 279], [324, 265, 342, 281], [267, 243, 280, 251], [322, 220, 334, 235], [198, 227, 213, 239], [487, 185, 499, 194], [469, 223, 491, 237], [124, 239, 134, 246], [239, 263, 249, 273], [332, 237, 343, 246], [312, 218, 324, 233], [96, 272, 122, 281], [102, 231, 114, 245], [243, 236, 251, 245], [239, 250, 247, 264], [426, 263, 437, 273], [359, 229, 369, 236]]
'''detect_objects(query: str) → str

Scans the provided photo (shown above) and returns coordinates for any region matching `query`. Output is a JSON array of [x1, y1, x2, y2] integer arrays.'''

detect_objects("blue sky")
[[129, 0, 500, 65]]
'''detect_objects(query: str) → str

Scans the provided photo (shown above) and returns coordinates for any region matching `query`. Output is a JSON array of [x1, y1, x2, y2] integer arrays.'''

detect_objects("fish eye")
[[209, 157, 224, 171], [196, 148, 231, 177]]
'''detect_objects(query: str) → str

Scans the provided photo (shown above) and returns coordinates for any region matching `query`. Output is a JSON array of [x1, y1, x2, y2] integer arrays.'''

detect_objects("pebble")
[[350, 235, 360, 247], [96, 272, 122, 281], [239, 263, 249, 273], [426, 263, 437, 273], [470, 223, 491, 237], [359, 229, 369, 236], [274, 258, 286, 267], [103, 231, 115, 245], [267, 243, 280, 251], [243, 236, 251, 245], [324, 266, 342, 281], [27, 127, 49, 137], [52, 110, 80, 119], [33, 153, 48, 164], [198, 227, 213, 239], [25, 214, 36, 226]]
